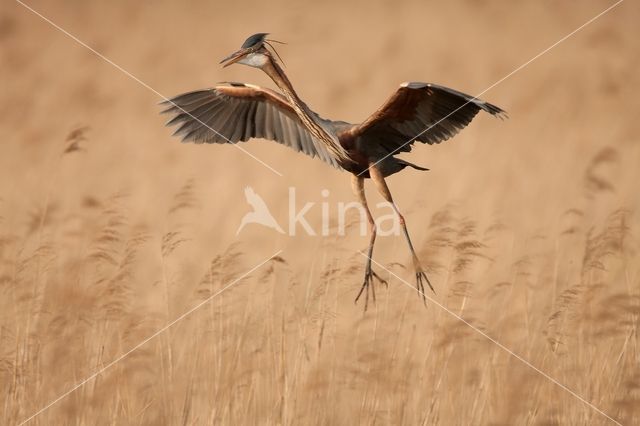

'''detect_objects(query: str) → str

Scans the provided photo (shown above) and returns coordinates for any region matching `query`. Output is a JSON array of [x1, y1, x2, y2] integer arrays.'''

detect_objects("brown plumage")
[[161, 33, 506, 309], [161, 83, 344, 169]]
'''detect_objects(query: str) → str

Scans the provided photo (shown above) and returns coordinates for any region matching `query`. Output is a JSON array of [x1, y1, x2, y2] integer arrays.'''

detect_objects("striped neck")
[[261, 58, 351, 164]]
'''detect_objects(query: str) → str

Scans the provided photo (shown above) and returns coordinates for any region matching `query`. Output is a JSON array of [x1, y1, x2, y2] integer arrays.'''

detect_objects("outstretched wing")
[[347, 82, 506, 155], [160, 82, 342, 168]]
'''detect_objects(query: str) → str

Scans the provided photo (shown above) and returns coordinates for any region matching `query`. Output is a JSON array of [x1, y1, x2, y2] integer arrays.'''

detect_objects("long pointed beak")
[[220, 49, 246, 68]]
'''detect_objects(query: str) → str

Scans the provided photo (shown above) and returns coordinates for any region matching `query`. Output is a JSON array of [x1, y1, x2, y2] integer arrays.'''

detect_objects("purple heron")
[[161, 33, 506, 309]]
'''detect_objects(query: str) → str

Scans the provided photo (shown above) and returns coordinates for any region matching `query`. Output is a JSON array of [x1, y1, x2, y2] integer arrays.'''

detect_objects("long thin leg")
[[351, 174, 387, 310], [369, 163, 434, 304]]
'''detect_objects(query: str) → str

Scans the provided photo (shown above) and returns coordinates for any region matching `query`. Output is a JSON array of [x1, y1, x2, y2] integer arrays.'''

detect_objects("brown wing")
[[348, 82, 506, 155], [160, 82, 341, 168]]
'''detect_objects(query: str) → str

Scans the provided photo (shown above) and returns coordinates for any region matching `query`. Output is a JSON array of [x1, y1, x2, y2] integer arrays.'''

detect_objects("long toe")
[[355, 273, 372, 311], [414, 262, 435, 294], [421, 270, 435, 293], [415, 272, 428, 306], [354, 279, 367, 304], [371, 270, 388, 287], [355, 269, 388, 311]]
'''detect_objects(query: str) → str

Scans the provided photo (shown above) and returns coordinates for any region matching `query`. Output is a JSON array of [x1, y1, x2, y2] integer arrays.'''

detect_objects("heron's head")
[[220, 33, 284, 69]]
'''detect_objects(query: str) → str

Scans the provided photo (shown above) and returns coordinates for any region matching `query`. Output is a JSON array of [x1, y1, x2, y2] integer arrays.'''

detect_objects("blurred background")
[[1, 0, 639, 424]]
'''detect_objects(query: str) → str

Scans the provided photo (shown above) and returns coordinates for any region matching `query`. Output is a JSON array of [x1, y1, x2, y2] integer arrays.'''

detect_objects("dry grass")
[[3, 166, 638, 424], [2, 0, 640, 424]]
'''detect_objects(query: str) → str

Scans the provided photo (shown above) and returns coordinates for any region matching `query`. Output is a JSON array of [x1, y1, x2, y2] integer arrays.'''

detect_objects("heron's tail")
[[398, 159, 429, 171]]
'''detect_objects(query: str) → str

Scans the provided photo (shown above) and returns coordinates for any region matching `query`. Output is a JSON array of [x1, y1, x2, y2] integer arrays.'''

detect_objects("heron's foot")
[[354, 267, 388, 311], [414, 261, 435, 306]]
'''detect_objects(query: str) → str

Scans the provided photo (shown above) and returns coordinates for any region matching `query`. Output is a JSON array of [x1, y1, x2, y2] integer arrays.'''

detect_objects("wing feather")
[[161, 83, 342, 168], [349, 82, 506, 154]]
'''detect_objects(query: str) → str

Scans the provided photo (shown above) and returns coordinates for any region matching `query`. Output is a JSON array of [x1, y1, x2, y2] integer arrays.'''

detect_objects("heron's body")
[[161, 33, 506, 308]]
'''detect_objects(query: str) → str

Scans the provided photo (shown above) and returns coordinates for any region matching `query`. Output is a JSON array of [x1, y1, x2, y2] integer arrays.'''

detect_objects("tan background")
[[1, 0, 639, 424]]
